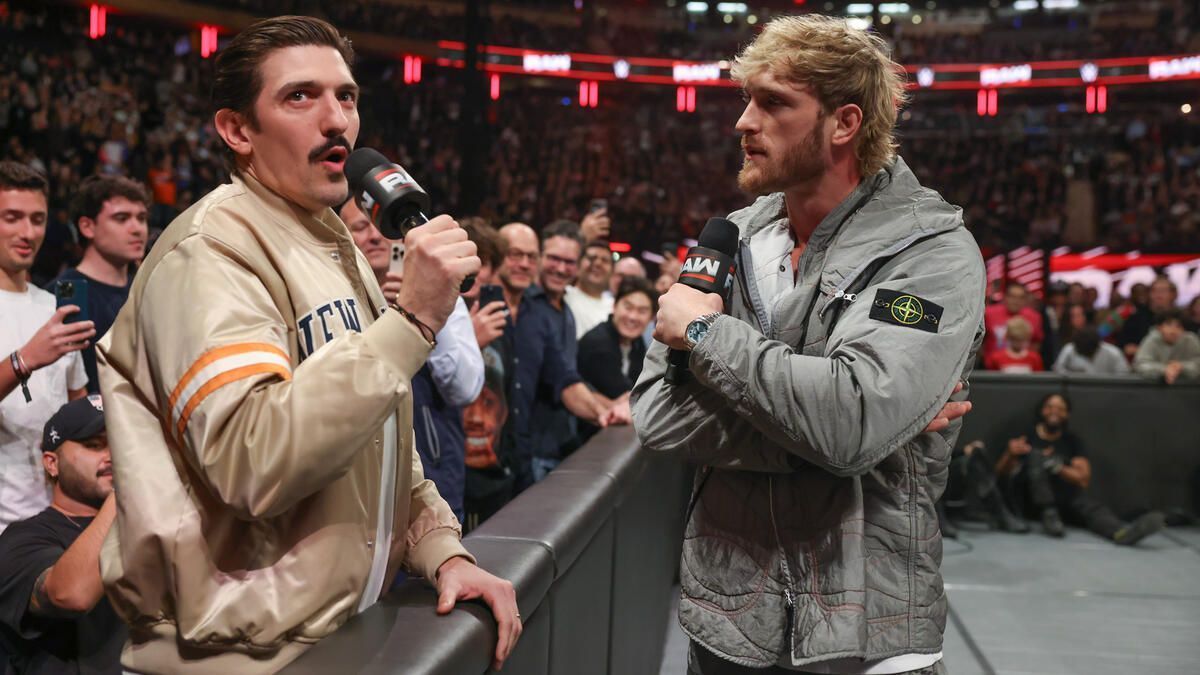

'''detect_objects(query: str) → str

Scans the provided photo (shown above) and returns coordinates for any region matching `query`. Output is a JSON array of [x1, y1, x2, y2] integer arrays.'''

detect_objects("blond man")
[[633, 15, 983, 674]]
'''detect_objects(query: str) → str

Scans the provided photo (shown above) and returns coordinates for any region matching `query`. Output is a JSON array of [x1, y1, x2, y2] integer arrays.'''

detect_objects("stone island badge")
[[870, 289, 943, 333]]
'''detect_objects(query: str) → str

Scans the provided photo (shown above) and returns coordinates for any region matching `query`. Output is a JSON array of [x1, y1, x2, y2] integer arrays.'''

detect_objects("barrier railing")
[[284, 425, 691, 674], [288, 373, 1198, 673]]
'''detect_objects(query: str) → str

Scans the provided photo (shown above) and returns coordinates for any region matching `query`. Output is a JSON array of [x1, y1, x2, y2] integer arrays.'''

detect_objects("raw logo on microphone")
[[680, 253, 735, 294], [361, 166, 417, 219], [681, 254, 721, 283]]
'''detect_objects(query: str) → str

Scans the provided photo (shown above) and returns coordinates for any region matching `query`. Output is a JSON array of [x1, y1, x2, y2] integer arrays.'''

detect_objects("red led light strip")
[[435, 40, 1200, 92]]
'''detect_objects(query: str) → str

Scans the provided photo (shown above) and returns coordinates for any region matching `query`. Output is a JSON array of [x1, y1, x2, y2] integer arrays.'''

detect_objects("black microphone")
[[344, 147, 474, 292], [664, 217, 739, 385]]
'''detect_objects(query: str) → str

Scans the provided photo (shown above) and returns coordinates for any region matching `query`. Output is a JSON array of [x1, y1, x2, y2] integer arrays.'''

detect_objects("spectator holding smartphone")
[[48, 175, 149, 393], [580, 199, 611, 243], [0, 161, 93, 535], [340, 198, 484, 521], [461, 218, 509, 350]]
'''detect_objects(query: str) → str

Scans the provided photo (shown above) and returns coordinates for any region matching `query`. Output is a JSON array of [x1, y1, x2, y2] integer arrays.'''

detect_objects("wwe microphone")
[[664, 217, 739, 385], [344, 147, 475, 292]]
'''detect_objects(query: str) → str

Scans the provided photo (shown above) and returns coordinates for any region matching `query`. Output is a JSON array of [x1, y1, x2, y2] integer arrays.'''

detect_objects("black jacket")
[[578, 318, 648, 399]]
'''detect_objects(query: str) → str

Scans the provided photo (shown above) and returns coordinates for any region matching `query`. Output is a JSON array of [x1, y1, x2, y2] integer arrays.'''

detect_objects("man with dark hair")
[[537, 219, 585, 350], [1133, 308, 1200, 384], [0, 396, 125, 674], [993, 393, 1164, 544], [565, 239, 615, 339], [493, 223, 618, 490], [0, 161, 93, 535], [1119, 275, 1178, 359], [529, 220, 593, 479], [96, 16, 518, 673], [1052, 326, 1131, 375], [50, 174, 149, 393]]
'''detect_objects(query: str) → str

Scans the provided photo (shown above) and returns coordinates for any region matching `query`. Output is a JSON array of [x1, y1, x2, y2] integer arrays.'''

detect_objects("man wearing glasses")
[[495, 223, 624, 493]]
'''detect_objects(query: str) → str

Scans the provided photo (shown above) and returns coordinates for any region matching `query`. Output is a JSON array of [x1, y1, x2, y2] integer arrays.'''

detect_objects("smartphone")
[[589, 198, 608, 213], [478, 284, 505, 309], [389, 243, 405, 276], [55, 279, 89, 324]]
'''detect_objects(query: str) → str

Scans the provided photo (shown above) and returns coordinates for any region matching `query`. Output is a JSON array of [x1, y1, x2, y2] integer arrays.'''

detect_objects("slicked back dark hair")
[[211, 15, 355, 173]]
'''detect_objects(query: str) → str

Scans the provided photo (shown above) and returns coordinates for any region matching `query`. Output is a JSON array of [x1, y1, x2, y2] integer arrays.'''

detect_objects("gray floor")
[[660, 525, 1200, 675]]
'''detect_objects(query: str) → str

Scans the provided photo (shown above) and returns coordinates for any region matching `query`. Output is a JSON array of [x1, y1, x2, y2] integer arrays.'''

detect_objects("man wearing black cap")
[[0, 395, 124, 674]]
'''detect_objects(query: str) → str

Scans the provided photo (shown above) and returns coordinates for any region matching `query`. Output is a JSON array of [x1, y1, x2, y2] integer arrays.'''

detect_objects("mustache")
[[308, 136, 352, 162]]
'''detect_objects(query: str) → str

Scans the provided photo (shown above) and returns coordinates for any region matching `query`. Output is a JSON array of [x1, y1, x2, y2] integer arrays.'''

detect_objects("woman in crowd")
[[576, 277, 656, 442], [1056, 303, 1092, 352]]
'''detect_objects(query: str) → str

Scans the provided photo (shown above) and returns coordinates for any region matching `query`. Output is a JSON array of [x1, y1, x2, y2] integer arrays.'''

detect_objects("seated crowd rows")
[[7, 1, 1200, 270], [980, 276, 1200, 377], [209, 0, 1198, 63]]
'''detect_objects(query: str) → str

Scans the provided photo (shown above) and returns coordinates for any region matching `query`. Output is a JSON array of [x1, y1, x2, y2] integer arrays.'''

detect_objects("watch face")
[[686, 319, 709, 346]]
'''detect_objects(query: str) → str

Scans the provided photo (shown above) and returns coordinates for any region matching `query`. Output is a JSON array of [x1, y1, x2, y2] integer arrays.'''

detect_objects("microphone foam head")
[[697, 217, 740, 256], [344, 147, 389, 194]]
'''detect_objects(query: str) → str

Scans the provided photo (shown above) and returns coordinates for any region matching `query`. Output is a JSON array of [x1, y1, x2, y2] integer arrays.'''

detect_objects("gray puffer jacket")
[[632, 158, 985, 669]]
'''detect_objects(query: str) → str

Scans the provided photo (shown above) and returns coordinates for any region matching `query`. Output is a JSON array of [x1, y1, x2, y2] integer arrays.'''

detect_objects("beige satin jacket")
[[97, 173, 472, 674]]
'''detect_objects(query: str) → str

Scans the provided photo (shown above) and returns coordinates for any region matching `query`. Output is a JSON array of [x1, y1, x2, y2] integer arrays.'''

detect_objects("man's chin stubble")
[[738, 166, 771, 195]]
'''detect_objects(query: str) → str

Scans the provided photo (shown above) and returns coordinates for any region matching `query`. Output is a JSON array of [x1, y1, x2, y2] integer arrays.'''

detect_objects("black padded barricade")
[[285, 426, 690, 675]]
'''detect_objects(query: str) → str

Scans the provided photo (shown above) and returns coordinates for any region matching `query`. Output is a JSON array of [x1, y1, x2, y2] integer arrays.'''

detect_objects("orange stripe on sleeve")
[[168, 343, 289, 412], [175, 363, 292, 440]]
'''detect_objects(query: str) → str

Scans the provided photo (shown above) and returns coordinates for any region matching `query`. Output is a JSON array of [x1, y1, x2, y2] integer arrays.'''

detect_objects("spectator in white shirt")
[[0, 161, 94, 534], [564, 240, 614, 340]]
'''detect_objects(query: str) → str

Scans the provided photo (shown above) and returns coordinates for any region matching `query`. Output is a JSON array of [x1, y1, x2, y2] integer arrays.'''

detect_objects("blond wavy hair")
[[731, 14, 909, 177]]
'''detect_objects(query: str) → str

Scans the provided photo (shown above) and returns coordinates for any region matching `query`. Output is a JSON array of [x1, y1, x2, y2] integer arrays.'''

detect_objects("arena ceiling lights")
[[845, 2, 911, 13], [1013, 0, 1080, 9], [681, 1, 747, 12]]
